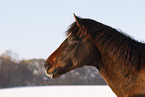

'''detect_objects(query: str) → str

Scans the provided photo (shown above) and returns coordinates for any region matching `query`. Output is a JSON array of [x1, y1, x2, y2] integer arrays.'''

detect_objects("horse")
[[44, 14, 145, 97]]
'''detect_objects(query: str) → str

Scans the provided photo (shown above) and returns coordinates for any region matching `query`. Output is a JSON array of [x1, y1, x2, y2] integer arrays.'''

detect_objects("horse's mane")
[[66, 18, 145, 70]]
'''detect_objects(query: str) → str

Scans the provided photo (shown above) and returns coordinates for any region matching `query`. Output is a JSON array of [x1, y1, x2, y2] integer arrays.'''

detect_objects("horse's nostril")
[[44, 61, 49, 69]]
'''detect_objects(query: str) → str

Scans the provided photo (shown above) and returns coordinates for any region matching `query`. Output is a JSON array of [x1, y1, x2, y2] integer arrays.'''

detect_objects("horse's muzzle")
[[44, 61, 58, 79]]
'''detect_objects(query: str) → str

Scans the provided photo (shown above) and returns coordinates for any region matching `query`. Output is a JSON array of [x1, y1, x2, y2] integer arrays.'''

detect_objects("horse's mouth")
[[45, 68, 58, 79]]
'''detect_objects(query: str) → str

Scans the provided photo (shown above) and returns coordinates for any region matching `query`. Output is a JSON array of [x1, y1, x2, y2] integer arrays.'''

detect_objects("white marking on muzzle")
[[45, 70, 53, 79]]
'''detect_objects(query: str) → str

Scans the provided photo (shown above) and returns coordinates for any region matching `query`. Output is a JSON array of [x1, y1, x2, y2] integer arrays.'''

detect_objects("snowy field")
[[0, 86, 116, 97]]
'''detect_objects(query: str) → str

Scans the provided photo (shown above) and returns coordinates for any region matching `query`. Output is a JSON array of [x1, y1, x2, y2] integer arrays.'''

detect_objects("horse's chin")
[[52, 73, 61, 78]]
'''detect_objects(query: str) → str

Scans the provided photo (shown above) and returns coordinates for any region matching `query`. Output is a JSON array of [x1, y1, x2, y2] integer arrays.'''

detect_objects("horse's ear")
[[73, 14, 82, 27], [73, 14, 85, 37]]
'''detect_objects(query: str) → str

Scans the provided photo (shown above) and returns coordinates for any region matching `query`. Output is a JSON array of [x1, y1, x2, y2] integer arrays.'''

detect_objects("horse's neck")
[[97, 46, 145, 97], [90, 23, 145, 96], [100, 66, 145, 97], [97, 50, 130, 95], [99, 63, 135, 96]]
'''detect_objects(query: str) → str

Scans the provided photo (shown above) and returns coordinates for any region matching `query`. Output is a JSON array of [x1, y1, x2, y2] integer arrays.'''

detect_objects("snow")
[[0, 86, 116, 97]]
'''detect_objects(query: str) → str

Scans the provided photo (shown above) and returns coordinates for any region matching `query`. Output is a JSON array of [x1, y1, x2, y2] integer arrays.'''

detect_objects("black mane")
[[66, 18, 145, 70]]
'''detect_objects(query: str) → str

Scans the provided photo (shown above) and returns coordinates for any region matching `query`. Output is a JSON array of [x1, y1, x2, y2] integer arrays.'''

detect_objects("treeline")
[[0, 51, 106, 88]]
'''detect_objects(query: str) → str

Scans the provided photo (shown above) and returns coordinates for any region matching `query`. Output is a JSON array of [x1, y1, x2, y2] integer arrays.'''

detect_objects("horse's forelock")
[[66, 22, 78, 37], [66, 21, 91, 40]]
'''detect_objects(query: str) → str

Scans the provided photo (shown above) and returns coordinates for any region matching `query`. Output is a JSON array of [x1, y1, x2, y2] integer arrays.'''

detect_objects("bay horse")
[[44, 14, 145, 97]]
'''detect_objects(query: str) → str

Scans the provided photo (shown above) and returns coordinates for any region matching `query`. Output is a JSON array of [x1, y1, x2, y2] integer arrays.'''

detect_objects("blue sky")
[[0, 0, 145, 59]]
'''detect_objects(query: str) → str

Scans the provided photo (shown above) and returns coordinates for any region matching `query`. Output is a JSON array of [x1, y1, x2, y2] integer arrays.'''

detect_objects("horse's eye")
[[68, 37, 79, 43]]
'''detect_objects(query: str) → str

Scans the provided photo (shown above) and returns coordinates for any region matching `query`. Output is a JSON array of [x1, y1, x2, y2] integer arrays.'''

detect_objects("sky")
[[0, 0, 145, 60]]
